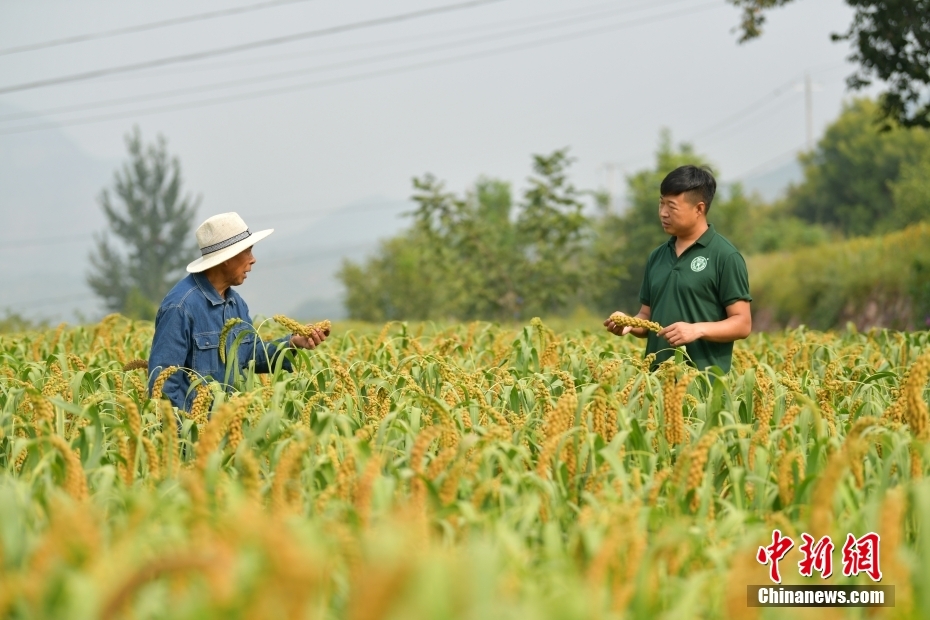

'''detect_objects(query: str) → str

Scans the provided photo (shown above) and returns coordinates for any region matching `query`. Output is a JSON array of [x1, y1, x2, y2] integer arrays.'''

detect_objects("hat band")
[[200, 229, 251, 256]]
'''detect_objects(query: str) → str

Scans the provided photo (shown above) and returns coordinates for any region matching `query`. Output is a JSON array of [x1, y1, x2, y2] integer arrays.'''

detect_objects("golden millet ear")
[[608, 312, 662, 333], [219, 318, 244, 365], [273, 315, 332, 338]]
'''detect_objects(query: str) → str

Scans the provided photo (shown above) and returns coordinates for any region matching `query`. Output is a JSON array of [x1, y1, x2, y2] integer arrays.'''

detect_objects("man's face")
[[658, 192, 704, 236], [224, 246, 255, 286]]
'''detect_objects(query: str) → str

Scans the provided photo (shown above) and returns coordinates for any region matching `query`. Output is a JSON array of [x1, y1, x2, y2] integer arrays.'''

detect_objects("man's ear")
[[695, 201, 706, 216]]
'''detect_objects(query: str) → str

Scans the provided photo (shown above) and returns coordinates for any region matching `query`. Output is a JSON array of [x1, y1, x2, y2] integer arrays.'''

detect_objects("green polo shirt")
[[639, 224, 751, 373]]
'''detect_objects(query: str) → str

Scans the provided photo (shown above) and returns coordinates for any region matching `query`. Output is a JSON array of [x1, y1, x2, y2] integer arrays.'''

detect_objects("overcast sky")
[[0, 0, 869, 319]]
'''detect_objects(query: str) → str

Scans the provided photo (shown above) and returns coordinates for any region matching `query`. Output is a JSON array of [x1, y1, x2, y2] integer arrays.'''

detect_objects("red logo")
[[841, 532, 882, 582], [757, 531, 883, 583], [798, 534, 835, 578], [756, 529, 795, 584]]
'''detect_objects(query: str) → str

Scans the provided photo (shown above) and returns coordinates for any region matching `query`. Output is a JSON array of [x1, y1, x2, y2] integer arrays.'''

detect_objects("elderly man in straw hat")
[[147, 212, 327, 411]]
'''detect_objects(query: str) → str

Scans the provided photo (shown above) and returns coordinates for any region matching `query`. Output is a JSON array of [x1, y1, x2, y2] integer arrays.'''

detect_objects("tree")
[[339, 176, 521, 322], [513, 150, 589, 317], [338, 230, 448, 322], [342, 139, 842, 322], [338, 151, 591, 321], [408, 174, 523, 320], [582, 191, 630, 314], [587, 131, 810, 314], [747, 211, 831, 253], [87, 128, 200, 320], [785, 98, 930, 235], [592, 132, 716, 313], [730, 0, 930, 128], [0, 310, 46, 334], [888, 151, 930, 231]]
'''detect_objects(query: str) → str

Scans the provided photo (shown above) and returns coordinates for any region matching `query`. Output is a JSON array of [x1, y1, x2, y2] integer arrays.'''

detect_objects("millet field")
[[1, 315, 928, 619]]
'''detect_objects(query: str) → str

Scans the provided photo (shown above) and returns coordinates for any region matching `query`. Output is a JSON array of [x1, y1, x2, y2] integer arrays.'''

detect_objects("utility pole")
[[795, 72, 821, 150], [601, 162, 622, 213], [805, 72, 814, 151]]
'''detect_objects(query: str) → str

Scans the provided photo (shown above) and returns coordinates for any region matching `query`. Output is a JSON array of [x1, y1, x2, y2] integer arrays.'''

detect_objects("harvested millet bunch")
[[273, 315, 332, 338], [608, 312, 662, 333]]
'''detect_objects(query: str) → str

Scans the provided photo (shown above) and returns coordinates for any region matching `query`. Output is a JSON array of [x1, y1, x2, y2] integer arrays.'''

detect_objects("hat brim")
[[186, 228, 274, 273]]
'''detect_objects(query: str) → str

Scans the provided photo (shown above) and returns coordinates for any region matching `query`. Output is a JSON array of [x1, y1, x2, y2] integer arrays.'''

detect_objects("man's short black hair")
[[660, 165, 716, 214]]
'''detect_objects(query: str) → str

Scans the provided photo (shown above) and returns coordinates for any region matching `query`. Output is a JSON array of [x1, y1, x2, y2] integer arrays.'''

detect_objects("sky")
[[0, 0, 869, 321]]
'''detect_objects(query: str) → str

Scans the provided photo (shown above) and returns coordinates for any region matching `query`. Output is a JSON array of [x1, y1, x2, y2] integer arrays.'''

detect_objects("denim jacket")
[[147, 272, 293, 411]]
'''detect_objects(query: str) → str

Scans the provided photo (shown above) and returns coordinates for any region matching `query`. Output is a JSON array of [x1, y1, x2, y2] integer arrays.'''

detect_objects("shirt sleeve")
[[719, 252, 753, 307], [639, 255, 652, 306], [148, 305, 192, 410]]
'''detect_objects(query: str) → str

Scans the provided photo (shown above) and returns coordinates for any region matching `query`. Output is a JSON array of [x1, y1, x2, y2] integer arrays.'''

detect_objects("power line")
[[732, 143, 806, 181], [687, 62, 846, 146], [0, 1, 725, 136], [0, 0, 508, 95], [604, 62, 847, 174], [685, 81, 801, 143], [0, 0, 694, 125], [692, 90, 805, 148], [93, 0, 671, 84], [0, 0, 316, 57]]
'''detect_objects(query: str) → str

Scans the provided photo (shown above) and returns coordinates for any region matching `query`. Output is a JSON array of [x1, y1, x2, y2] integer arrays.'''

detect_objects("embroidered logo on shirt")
[[691, 256, 708, 272]]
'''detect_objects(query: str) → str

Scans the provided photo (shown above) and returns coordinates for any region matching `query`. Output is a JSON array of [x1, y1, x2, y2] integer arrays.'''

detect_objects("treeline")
[[339, 98, 930, 328], [751, 223, 930, 330], [337, 143, 785, 322]]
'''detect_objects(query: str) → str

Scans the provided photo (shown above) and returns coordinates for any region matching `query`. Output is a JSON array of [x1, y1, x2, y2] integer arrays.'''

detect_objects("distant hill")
[[238, 197, 412, 320], [0, 106, 411, 323], [0, 107, 117, 322]]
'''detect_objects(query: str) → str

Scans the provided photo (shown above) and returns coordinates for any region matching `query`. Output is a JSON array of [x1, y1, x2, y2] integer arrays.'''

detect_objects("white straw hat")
[[186, 212, 274, 273]]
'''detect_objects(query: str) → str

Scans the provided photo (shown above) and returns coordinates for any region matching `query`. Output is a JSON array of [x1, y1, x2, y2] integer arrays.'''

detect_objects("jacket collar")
[[192, 272, 226, 306]]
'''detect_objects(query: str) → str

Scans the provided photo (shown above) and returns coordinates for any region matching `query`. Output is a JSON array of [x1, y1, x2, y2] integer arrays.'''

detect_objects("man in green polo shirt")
[[604, 165, 752, 373]]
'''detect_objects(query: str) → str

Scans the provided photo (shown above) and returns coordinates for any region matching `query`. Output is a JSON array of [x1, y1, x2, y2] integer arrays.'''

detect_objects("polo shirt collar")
[[695, 223, 717, 247], [193, 272, 225, 306], [667, 223, 717, 249]]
